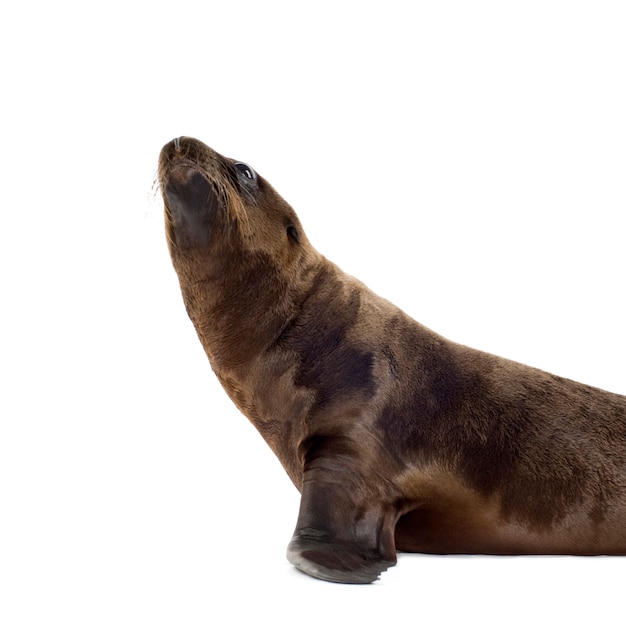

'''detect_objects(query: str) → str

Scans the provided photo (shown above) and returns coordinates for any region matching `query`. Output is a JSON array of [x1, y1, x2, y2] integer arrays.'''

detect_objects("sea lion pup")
[[158, 136, 626, 584]]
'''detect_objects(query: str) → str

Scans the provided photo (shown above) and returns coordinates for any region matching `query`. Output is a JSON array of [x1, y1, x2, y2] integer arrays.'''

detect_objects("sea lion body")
[[158, 137, 626, 583]]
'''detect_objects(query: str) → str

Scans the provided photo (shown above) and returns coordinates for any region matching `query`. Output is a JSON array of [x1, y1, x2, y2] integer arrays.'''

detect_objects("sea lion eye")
[[234, 162, 257, 181]]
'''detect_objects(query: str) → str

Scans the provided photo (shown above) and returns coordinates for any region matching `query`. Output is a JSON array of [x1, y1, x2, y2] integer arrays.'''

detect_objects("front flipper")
[[286, 454, 397, 583], [287, 533, 395, 584]]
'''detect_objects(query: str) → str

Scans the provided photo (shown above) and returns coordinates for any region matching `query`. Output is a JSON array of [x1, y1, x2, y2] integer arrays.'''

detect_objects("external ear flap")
[[287, 224, 300, 244]]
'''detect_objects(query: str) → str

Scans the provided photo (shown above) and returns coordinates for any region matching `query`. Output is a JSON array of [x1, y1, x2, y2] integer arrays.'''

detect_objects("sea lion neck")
[[182, 249, 304, 371]]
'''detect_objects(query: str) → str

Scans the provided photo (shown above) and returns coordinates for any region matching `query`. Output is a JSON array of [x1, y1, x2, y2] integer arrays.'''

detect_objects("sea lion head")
[[158, 136, 321, 369], [158, 136, 308, 260]]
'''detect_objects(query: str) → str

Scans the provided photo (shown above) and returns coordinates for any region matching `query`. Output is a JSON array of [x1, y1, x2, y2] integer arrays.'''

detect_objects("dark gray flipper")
[[286, 459, 397, 584]]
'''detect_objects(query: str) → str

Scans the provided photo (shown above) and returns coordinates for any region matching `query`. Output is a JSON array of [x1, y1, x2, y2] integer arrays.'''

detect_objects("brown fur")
[[159, 136, 626, 583]]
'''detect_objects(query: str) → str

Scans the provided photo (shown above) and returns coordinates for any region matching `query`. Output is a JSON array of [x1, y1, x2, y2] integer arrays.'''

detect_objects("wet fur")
[[159, 137, 626, 583]]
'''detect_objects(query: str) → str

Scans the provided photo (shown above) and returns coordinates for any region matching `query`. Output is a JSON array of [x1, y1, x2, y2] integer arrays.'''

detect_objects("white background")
[[1, 1, 625, 624]]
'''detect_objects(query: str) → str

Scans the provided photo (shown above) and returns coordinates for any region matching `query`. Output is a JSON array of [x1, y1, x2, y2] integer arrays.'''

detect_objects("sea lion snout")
[[160, 136, 203, 167], [165, 135, 187, 154], [163, 166, 217, 249], [164, 166, 211, 212]]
